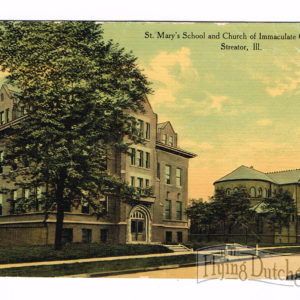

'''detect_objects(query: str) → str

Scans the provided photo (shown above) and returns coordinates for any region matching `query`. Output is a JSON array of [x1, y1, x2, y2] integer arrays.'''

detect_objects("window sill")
[[129, 164, 151, 170], [163, 219, 187, 223]]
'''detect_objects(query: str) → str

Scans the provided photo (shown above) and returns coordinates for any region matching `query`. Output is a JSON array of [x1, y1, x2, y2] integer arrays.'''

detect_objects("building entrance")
[[127, 205, 151, 243], [131, 211, 146, 241]]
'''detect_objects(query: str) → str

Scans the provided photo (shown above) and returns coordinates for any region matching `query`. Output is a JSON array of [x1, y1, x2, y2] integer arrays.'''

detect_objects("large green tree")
[[187, 186, 252, 242], [0, 21, 152, 250], [263, 188, 296, 234]]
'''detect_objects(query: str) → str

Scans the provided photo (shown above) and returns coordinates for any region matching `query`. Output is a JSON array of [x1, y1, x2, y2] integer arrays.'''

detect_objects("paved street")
[[103, 254, 300, 280], [103, 265, 197, 279]]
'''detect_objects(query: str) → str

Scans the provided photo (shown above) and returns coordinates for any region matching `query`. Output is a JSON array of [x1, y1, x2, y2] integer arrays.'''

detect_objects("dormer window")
[[169, 136, 174, 146]]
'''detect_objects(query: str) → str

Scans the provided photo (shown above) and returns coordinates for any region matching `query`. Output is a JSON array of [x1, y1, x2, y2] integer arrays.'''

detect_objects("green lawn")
[[262, 247, 300, 254], [0, 243, 172, 264], [0, 253, 196, 277]]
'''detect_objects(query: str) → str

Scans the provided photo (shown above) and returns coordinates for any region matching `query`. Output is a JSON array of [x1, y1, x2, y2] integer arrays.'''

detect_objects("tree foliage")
[[264, 188, 296, 232], [187, 186, 252, 238], [187, 186, 297, 242], [0, 21, 152, 249]]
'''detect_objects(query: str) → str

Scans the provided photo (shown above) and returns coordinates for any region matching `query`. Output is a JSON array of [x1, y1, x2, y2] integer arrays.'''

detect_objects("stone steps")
[[163, 244, 193, 252]]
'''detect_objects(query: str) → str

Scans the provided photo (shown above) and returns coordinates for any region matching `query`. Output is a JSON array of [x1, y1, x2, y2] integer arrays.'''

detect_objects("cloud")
[[144, 47, 199, 106], [266, 87, 284, 97], [266, 73, 300, 97], [256, 118, 273, 126], [193, 92, 239, 116]]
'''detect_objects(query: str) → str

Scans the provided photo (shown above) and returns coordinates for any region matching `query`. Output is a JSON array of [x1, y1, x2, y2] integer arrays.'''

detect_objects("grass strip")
[[0, 253, 196, 277]]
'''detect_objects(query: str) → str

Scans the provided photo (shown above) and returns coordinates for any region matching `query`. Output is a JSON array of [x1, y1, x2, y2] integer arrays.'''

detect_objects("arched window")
[[226, 188, 231, 196], [264, 188, 268, 198], [233, 187, 238, 194], [250, 187, 256, 197], [258, 187, 262, 197]]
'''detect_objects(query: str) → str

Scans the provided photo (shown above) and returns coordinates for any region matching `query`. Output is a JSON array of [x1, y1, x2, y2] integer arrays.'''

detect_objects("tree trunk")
[[54, 200, 64, 250], [54, 174, 66, 250]]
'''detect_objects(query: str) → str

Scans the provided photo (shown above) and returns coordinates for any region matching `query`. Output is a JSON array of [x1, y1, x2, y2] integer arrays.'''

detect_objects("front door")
[[130, 211, 146, 241]]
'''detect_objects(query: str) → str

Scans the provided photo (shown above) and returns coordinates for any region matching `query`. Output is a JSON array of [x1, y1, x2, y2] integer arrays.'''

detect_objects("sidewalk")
[[0, 251, 195, 270]]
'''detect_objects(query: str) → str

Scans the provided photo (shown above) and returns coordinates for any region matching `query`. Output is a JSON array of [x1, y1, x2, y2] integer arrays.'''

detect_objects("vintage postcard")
[[0, 21, 300, 296]]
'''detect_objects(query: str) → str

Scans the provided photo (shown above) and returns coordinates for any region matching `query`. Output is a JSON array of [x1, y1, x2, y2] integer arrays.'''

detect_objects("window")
[[62, 228, 73, 244], [36, 186, 42, 211], [100, 195, 108, 214], [226, 188, 231, 196], [176, 168, 182, 186], [250, 187, 256, 197], [0, 193, 2, 215], [176, 201, 182, 220], [145, 152, 150, 168], [0, 93, 3, 101], [130, 148, 136, 165], [146, 122, 150, 139], [157, 162, 160, 179], [145, 179, 150, 187], [264, 188, 268, 198], [137, 177, 143, 188], [291, 214, 295, 223], [5, 108, 9, 123], [138, 119, 144, 137], [81, 202, 90, 214], [165, 199, 171, 219], [163, 134, 167, 144], [100, 229, 108, 243], [169, 136, 174, 146], [258, 187, 263, 197], [137, 150, 144, 167], [12, 105, 17, 120], [0, 111, 3, 125], [10, 190, 17, 214], [82, 228, 92, 243], [131, 176, 135, 187], [233, 187, 238, 194], [0, 151, 3, 174], [165, 165, 171, 184], [23, 188, 30, 200]]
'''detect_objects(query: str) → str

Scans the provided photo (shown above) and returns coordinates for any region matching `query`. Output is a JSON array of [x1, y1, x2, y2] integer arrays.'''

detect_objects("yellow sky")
[[102, 22, 300, 200]]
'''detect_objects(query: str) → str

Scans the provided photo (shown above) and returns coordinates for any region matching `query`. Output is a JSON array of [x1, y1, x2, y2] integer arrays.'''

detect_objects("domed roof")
[[214, 165, 275, 184]]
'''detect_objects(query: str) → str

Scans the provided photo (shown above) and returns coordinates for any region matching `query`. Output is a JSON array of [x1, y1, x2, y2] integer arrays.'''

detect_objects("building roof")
[[249, 201, 272, 214], [266, 169, 300, 185], [214, 165, 275, 184], [0, 77, 20, 95], [156, 141, 197, 158], [157, 121, 169, 130], [215, 165, 300, 185]]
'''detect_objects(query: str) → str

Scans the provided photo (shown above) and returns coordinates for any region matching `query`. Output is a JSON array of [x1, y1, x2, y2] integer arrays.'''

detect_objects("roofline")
[[0, 116, 26, 132], [156, 141, 197, 158], [213, 178, 275, 185]]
